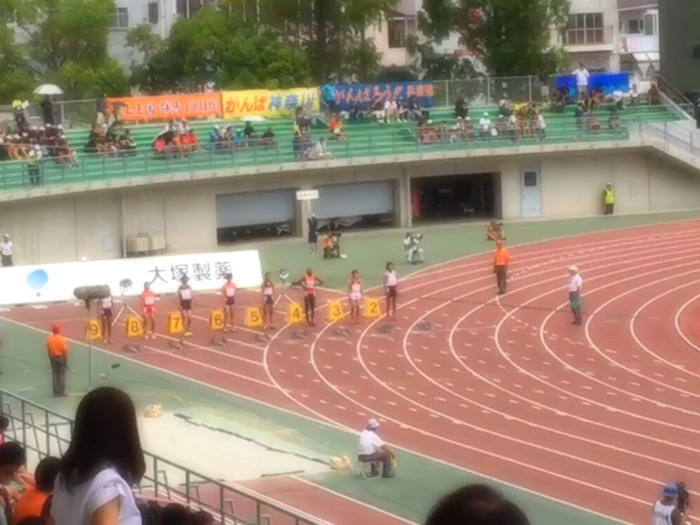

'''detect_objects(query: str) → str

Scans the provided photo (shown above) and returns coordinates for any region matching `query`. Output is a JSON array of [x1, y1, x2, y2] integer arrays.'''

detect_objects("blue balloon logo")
[[27, 269, 49, 296]]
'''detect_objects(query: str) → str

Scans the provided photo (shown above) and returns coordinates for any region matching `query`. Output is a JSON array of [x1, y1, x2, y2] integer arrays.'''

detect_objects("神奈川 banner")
[[222, 87, 319, 119], [0, 250, 262, 306], [108, 93, 223, 122], [333, 82, 435, 111]]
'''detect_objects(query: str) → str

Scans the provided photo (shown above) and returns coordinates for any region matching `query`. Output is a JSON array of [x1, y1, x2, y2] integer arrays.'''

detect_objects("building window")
[[627, 19, 642, 34], [176, 0, 215, 18], [148, 2, 159, 24], [565, 13, 605, 45], [387, 16, 416, 49], [110, 7, 129, 29]]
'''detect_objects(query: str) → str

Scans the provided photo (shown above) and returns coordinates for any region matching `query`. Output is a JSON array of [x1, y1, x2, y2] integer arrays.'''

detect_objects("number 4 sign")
[[288, 303, 304, 324]]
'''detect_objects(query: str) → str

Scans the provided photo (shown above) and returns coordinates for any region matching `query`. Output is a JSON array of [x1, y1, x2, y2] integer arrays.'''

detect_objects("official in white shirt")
[[357, 418, 395, 478], [573, 62, 590, 99], [0, 234, 13, 267], [568, 265, 583, 325]]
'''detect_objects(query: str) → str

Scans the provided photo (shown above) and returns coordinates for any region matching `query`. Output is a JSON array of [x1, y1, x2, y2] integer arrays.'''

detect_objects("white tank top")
[[101, 297, 113, 309], [263, 285, 274, 296], [652, 501, 676, 525], [351, 281, 362, 293], [179, 287, 192, 300], [385, 271, 398, 286]]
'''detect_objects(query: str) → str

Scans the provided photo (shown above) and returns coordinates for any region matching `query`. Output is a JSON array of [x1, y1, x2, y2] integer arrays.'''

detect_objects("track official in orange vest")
[[494, 240, 510, 295], [47, 323, 68, 397]]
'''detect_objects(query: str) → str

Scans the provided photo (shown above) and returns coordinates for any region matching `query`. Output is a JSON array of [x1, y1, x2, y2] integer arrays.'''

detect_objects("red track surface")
[[7, 220, 700, 524]]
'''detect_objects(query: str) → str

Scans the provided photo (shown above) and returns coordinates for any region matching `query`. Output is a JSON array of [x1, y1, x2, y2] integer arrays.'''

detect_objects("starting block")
[[122, 344, 141, 353], [211, 336, 227, 347], [291, 330, 309, 340], [168, 340, 183, 349], [416, 320, 432, 331], [335, 327, 350, 338], [256, 333, 271, 343], [376, 324, 393, 334]]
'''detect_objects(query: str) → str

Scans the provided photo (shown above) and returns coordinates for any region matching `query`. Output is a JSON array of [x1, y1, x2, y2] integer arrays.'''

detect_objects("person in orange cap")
[[493, 240, 510, 295], [47, 323, 69, 397]]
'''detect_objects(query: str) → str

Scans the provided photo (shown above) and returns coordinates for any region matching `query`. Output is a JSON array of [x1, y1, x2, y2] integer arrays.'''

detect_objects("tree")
[[3, 0, 129, 100], [223, 0, 400, 83], [129, 6, 311, 93], [420, 0, 569, 76]]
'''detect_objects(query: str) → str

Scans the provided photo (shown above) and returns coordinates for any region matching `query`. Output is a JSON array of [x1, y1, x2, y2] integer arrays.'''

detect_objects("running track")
[[6, 220, 700, 524]]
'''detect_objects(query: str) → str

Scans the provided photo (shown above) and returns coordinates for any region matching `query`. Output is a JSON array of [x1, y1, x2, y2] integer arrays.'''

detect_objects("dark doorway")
[[411, 173, 496, 222]]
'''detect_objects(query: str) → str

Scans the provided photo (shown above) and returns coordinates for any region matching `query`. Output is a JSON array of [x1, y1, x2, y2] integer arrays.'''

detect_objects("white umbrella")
[[33, 84, 64, 96]]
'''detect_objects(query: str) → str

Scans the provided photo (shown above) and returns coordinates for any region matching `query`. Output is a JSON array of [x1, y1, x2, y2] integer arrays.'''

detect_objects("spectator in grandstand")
[[406, 95, 422, 121], [479, 113, 493, 139], [652, 483, 683, 525], [292, 131, 303, 159], [328, 115, 346, 141], [498, 93, 513, 117], [629, 83, 640, 106], [612, 86, 626, 110], [539, 72, 550, 99], [1, 235, 14, 267], [309, 137, 332, 160], [243, 121, 257, 140], [573, 62, 590, 99], [425, 484, 530, 525], [649, 81, 661, 105], [0, 443, 25, 523], [550, 89, 566, 114], [370, 96, 385, 122], [26, 147, 42, 187], [117, 130, 137, 155], [384, 96, 399, 123], [507, 113, 518, 142], [348, 102, 365, 122], [40, 96, 54, 127], [608, 109, 621, 133], [454, 93, 469, 119], [358, 419, 395, 478], [12, 456, 61, 523], [51, 387, 145, 525], [536, 111, 547, 141], [321, 82, 337, 117]]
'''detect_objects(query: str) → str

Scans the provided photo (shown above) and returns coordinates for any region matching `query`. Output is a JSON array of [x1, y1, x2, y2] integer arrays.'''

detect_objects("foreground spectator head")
[[425, 484, 530, 525], [191, 510, 215, 525], [16, 518, 45, 525], [161, 503, 191, 525], [12, 456, 60, 522], [59, 386, 145, 487], [0, 441, 27, 482]]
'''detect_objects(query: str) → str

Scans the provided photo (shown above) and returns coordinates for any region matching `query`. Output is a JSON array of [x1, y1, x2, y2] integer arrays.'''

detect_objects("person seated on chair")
[[487, 220, 506, 241], [358, 418, 395, 478], [322, 231, 341, 259], [403, 233, 425, 264]]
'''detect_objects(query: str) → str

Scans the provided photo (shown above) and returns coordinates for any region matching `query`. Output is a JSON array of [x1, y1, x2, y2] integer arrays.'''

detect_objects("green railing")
[[0, 388, 326, 525], [0, 115, 653, 192]]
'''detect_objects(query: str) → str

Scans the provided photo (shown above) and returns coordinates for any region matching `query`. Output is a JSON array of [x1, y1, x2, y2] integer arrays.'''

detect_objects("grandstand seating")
[[0, 102, 681, 191]]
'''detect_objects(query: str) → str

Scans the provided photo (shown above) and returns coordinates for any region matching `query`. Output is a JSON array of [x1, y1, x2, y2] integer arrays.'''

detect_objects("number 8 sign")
[[125, 315, 144, 337]]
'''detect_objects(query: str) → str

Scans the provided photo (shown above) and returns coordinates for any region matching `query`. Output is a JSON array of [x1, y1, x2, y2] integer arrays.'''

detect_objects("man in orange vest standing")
[[493, 240, 510, 295], [47, 323, 68, 397]]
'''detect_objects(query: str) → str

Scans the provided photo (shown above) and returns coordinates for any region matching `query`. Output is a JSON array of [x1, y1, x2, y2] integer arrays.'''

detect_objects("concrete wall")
[[4, 149, 700, 265]]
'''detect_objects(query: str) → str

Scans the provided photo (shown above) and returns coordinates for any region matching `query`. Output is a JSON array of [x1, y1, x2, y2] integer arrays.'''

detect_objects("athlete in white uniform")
[[347, 270, 363, 324], [384, 262, 398, 319], [100, 295, 114, 344], [652, 483, 682, 525], [178, 276, 193, 337]]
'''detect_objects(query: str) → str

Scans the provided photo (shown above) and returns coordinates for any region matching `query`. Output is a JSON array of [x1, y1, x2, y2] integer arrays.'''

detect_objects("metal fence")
[[0, 388, 325, 525]]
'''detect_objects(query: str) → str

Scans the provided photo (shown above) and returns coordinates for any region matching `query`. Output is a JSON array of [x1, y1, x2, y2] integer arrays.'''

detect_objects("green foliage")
[[0, 0, 129, 102], [129, 6, 311, 93], [374, 66, 418, 83], [421, 0, 569, 76]]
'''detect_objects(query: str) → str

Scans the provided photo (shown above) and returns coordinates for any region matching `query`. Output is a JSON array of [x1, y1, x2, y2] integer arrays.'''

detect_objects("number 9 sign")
[[86, 319, 103, 341]]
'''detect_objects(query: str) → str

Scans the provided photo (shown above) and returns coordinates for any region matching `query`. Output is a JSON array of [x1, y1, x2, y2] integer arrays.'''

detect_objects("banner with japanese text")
[[332, 82, 435, 111], [222, 87, 319, 119], [0, 250, 262, 305], [108, 93, 223, 122]]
